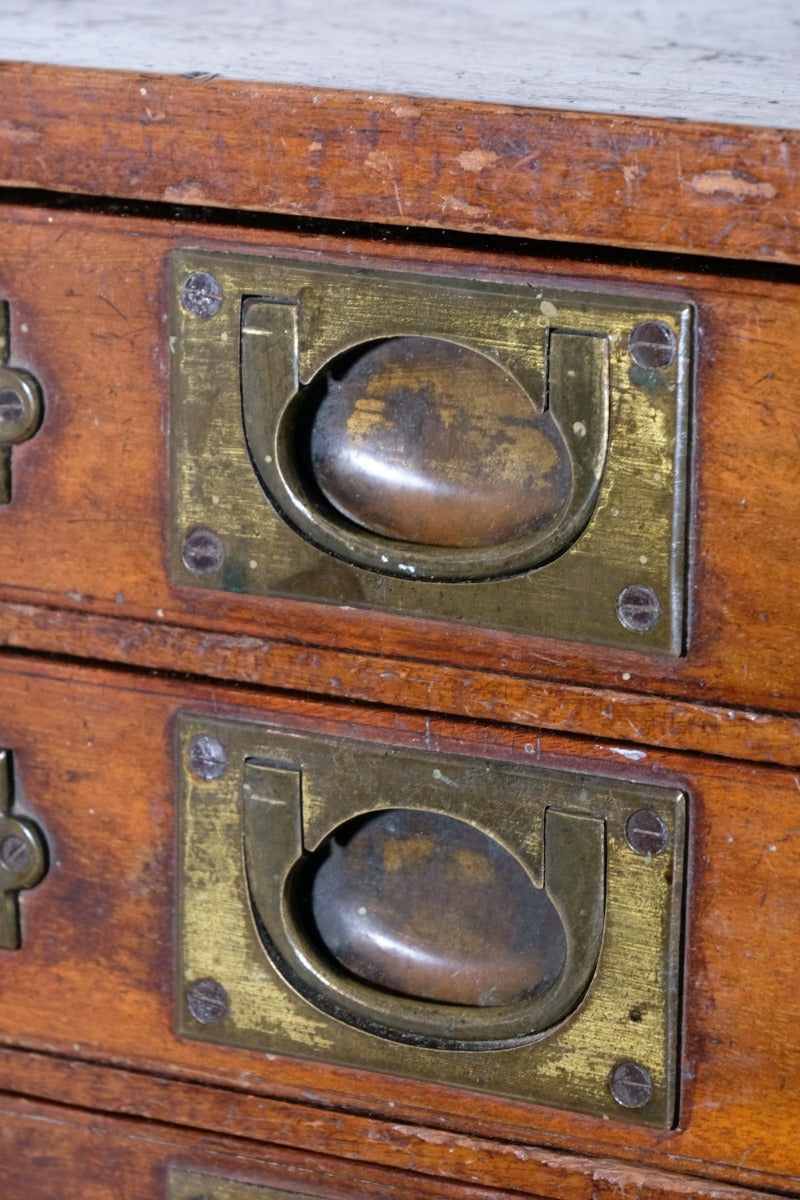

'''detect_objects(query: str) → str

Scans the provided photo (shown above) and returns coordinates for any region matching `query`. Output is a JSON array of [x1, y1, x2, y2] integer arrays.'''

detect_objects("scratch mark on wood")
[[364, 150, 404, 215], [98, 295, 127, 321]]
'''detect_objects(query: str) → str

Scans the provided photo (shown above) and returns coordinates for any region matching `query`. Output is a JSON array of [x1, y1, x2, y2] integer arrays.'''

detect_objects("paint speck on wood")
[[457, 149, 498, 172], [689, 169, 778, 200]]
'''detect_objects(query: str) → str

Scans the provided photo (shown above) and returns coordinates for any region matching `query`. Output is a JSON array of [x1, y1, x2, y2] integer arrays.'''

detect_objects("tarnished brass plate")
[[169, 252, 692, 653], [176, 713, 686, 1126], [169, 1167, 317, 1200]]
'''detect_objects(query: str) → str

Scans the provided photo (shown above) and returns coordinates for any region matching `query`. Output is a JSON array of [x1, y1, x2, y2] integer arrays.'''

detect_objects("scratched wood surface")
[[3, 0, 798, 127], [0, 62, 798, 265], [0, 655, 799, 1192], [0, 1085, 783, 1200], [0, 205, 799, 751]]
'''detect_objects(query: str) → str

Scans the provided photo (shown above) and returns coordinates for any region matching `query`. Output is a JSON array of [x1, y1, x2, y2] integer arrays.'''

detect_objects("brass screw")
[[629, 320, 677, 369], [182, 527, 224, 575], [617, 584, 662, 633], [0, 834, 32, 872], [625, 809, 669, 857], [187, 978, 229, 1025], [0, 389, 27, 427], [609, 1061, 653, 1108], [181, 271, 223, 318], [188, 734, 227, 782]]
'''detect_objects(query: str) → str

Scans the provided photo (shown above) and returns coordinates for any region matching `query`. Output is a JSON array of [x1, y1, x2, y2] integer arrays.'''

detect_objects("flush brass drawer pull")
[[170, 252, 692, 653], [177, 713, 686, 1126]]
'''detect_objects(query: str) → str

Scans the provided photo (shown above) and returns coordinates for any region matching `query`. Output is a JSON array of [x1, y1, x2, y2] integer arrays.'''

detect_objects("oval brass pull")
[[309, 337, 573, 549], [242, 760, 605, 1048], [306, 809, 569, 1007], [241, 302, 609, 581]]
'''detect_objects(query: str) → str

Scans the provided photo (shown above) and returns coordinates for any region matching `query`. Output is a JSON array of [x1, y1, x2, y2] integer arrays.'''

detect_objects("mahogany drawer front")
[[0, 653, 798, 1192], [0, 205, 799, 741], [0, 1088, 780, 1200]]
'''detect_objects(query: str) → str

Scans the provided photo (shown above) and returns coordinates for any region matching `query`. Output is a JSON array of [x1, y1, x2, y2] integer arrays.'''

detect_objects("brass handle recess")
[[241, 303, 609, 582], [242, 760, 605, 1047]]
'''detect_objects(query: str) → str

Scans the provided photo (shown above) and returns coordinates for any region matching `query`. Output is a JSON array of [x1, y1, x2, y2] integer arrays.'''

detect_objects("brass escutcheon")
[[0, 749, 47, 950], [0, 302, 43, 504]]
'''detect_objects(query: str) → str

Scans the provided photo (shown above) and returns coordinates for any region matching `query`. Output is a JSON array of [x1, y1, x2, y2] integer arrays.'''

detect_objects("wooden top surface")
[[2, 0, 799, 128], [1, 1, 799, 265]]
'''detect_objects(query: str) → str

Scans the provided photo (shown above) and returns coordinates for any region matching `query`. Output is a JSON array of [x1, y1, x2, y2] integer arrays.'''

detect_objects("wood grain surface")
[[0, 601, 798, 768], [0, 1082, 782, 1200], [0, 654, 798, 1191], [0, 206, 798, 745], [1, 62, 798, 264]]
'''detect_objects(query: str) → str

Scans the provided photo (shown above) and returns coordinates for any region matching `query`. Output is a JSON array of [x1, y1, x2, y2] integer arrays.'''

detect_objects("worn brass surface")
[[308, 337, 574, 547], [306, 808, 569, 1006], [0, 749, 47, 950], [241, 313, 606, 578], [169, 1166, 319, 1200], [177, 713, 686, 1126], [0, 303, 43, 504], [170, 252, 692, 653]]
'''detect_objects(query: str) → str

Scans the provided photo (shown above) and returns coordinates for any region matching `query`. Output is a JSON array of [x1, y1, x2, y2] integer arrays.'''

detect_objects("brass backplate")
[[169, 1167, 318, 1200], [169, 251, 692, 653], [176, 713, 686, 1127]]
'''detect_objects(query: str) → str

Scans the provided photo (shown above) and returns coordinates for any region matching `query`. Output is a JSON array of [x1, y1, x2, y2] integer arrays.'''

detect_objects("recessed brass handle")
[[241, 303, 609, 581], [172, 252, 692, 653], [243, 759, 605, 1046], [177, 715, 686, 1125]]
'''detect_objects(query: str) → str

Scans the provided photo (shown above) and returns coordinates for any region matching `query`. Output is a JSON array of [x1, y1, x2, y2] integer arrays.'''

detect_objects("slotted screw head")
[[188, 734, 227, 781], [609, 1061, 654, 1108], [0, 834, 33, 872], [617, 584, 662, 633], [629, 320, 677, 369], [181, 270, 223, 318], [0, 389, 26, 426], [626, 809, 669, 857], [182, 527, 224, 575], [186, 978, 229, 1025]]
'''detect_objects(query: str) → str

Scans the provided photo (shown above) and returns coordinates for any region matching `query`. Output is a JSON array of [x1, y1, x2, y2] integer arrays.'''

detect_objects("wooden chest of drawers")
[[1, 5, 799, 1198]]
